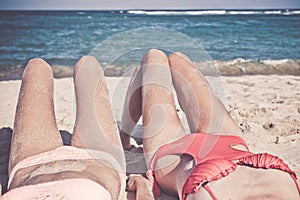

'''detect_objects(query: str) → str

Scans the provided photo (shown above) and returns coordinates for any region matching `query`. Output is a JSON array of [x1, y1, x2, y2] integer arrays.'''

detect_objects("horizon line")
[[0, 8, 300, 11]]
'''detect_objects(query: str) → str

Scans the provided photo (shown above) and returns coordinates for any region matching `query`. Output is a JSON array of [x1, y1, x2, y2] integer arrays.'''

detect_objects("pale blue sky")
[[0, 0, 299, 10]]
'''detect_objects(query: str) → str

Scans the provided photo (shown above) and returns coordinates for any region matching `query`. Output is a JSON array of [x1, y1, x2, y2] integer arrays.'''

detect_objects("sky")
[[0, 0, 299, 10]]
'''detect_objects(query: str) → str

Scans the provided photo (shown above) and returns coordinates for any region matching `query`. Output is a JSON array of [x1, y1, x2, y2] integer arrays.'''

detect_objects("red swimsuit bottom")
[[146, 133, 300, 200]]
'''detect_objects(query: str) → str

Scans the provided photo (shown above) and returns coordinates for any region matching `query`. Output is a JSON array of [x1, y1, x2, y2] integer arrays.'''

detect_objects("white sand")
[[0, 75, 299, 199]]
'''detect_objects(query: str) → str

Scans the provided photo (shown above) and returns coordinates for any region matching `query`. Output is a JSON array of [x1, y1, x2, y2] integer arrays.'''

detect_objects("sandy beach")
[[0, 75, 299, 199]]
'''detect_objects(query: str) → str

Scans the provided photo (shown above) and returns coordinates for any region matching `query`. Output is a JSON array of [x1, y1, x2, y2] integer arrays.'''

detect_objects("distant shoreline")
[[1, 59, 299, 81]]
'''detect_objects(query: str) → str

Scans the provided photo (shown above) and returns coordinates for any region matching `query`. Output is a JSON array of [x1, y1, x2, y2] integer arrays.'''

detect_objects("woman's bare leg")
[[141, 49, 189, 195], [119, 64, 142, 150], [9, 58, 63, 173], [169, 52, 241, 135], [71, 56, 125, 200], [72, 56, 123, 155], [168, 53, 300, 199], [167, 51, 244, 198]]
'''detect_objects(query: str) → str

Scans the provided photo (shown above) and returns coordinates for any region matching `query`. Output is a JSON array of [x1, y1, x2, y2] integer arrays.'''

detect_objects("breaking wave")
[[1, 59, 299, 81], [126, 9, 300, 16]]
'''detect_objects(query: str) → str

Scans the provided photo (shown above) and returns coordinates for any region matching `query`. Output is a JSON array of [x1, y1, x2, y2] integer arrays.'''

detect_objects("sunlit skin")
[[121, 49, 299, 199], [7, 56, 125, 200]]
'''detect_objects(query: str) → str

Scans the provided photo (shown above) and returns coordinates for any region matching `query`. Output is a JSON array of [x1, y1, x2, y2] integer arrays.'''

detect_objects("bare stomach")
[[10, 159, 122, 200], [187, 166, 299, 200]]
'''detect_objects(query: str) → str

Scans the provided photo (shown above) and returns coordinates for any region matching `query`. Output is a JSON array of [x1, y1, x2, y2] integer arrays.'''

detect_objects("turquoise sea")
[[0, 10, 300, 79]]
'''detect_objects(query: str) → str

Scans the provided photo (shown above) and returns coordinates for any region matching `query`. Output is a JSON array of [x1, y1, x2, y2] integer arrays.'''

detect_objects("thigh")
[[155, 155, 194, 198], [10, 58, 63, 172]]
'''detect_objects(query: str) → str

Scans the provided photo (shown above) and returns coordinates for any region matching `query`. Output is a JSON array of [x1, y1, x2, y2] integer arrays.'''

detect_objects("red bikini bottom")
[[146, 133, 300, 199]]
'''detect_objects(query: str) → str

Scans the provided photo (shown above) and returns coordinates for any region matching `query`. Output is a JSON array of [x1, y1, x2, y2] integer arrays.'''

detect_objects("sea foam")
[[126, 9, 300, 16], [0, 59, 299, 80]]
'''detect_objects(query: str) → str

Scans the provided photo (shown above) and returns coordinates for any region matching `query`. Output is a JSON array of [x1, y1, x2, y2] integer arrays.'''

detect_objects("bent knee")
[[25, 58, 52, 75], [143, 49, 168, 64], [73, 55, 103, 78]]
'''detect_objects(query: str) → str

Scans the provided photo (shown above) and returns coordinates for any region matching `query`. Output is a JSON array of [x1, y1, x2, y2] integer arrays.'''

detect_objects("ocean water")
[[0, 10, 300, 78]]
